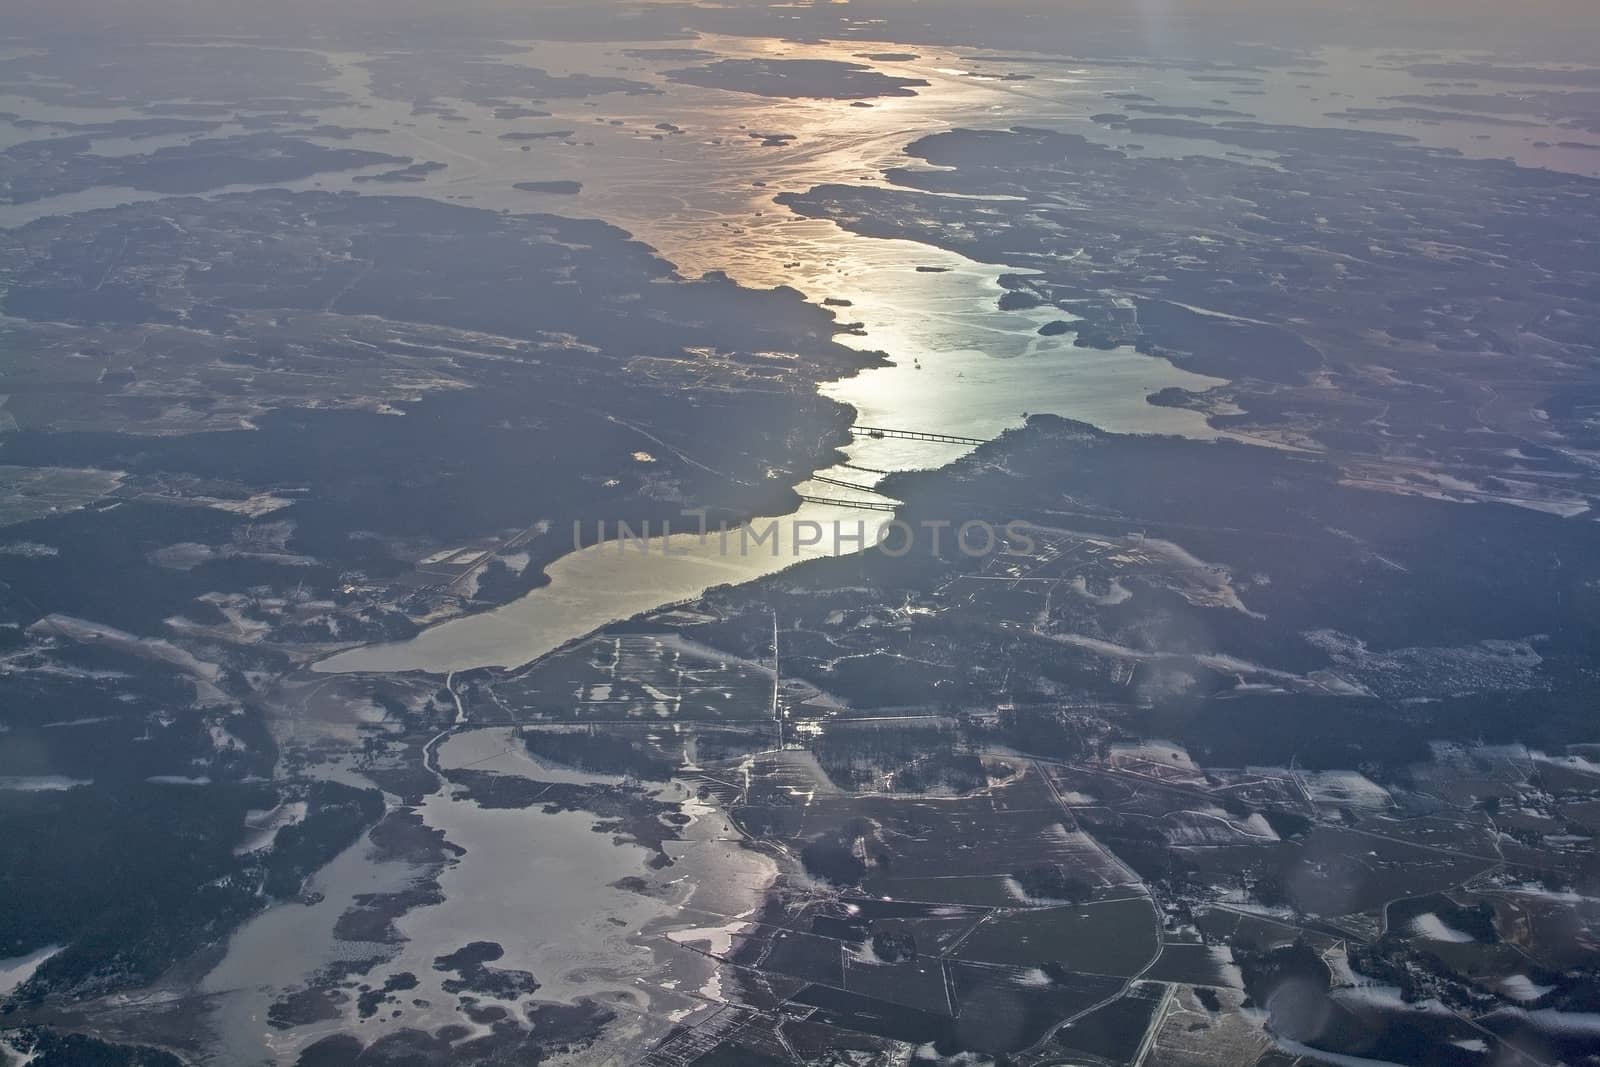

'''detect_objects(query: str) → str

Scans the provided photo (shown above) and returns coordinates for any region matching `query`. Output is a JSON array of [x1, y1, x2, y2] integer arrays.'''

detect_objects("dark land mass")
[[0, 780, 381, 1000], [1325, 105, 1541, 126], [520, 728, 675, 780], [361, 52, 657, 108], [1384, 89, 1600, 134], [290, 124, 391, 141], [1400, 61, 1600, 87], [513, 180, 582, 194], [0, 133, 407, 204], [780, 122, 1600, 518], [0, 42, 344, 109], [580, 411, 1600, 1062], [353, 160, 447, 183], [498, 130, 573, 142], [491, 106, 551, 119], [1124, 103, 1251, 118], [0, 116, 220, 139], [0, 190, 878, 638], [431, 941, 540, 998], [0, 1029, 184, 1066], [664, 59, 929, 100], [620, 47, 718, 63], [440, 769, 683, 864], [679, 414, 1600, 765], [290, 997, 614, 1067], [0, 185, 879, 1049]]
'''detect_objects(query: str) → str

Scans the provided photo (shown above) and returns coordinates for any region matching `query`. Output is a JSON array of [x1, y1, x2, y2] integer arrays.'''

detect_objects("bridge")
[[850, 424, 986, 446], [808, 473, 896, 497], [798, 494, 898, 512]]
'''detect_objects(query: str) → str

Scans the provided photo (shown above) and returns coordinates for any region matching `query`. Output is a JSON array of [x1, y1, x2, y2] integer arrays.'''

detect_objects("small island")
[[499, 130, 574, 142], [513, 180, 582, 194], [665, 58, 929, 100]]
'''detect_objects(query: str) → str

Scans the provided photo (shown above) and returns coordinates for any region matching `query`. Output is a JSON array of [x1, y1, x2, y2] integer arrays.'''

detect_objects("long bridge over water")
[[849, 424, 986, 446], [792, 424, 991, 511], [797, 494, 898, 512], [808, 473, 889, 496]]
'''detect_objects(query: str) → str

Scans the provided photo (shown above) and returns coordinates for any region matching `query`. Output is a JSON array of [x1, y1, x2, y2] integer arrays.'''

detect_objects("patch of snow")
[[1410, 913, 1474, 943], [1499, 975, 1555, 1002], [0, 776, 91, 791], [0, 944, 63, 998], [1302, 770, 1392, 813], [1510, 1007, 1600, 1036]]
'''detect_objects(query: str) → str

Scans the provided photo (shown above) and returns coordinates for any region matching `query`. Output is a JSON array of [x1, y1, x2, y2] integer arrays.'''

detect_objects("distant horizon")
[[8, 0, 1600, 49]]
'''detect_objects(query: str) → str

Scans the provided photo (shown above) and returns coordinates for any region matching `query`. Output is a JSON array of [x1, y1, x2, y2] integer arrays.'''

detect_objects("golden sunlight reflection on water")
[[314, 35, 1245, 674], [310, 31, 1594, 676]]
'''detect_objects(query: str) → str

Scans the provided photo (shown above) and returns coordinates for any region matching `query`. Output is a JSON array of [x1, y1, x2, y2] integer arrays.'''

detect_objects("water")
[[8, 41, 1587, 677], [314, 292, 1224, 674], [380, 800, 682, 1044], [201, 732, 774, 1063], [0, 35, 1232, 680], [307, 38, 1233, 675], [200, 824, 421, 1063], [435, 727, 623, 786]]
